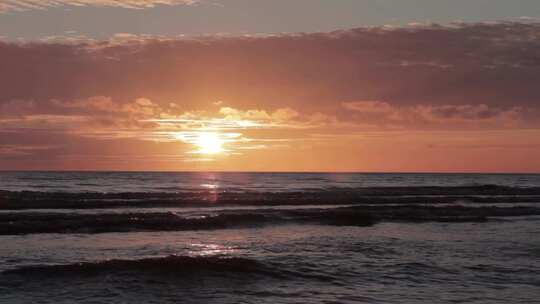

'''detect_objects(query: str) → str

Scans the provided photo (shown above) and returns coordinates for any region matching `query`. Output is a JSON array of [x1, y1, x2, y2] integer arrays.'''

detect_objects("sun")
[[195, 132, 225, 154]]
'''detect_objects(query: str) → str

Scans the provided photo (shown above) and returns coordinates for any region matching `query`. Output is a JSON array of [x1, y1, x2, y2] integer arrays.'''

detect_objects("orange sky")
[[1, 22, 540, 172]]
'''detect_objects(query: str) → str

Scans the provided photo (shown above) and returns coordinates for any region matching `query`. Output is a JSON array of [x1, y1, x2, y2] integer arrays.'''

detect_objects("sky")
[[1, 1, 540, 172], [2, 0, 540, 40]]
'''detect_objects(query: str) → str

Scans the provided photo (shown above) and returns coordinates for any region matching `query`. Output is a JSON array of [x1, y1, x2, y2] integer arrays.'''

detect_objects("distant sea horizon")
[[2, 170, 540, 174]]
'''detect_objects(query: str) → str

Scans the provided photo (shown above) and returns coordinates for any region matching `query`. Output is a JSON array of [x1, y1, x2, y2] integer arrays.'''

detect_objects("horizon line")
[[1, 170, 539, 175]]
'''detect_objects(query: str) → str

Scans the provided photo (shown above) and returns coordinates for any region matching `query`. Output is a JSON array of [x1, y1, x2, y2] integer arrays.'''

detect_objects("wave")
[[1, 185, 540, 210], [1, 255, 281, 278], [1, 255, 337, 283], [0, 208, 376, 235], [1, 205, 539, 235]]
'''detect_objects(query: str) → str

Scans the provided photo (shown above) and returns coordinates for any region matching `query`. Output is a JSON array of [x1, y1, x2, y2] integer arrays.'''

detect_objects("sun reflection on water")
[[188, 243, 237, 256], [200, 183, 220, 190]]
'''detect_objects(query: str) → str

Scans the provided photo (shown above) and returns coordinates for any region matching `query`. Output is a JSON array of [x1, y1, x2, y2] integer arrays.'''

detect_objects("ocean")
[[0, 172, 539, 303]]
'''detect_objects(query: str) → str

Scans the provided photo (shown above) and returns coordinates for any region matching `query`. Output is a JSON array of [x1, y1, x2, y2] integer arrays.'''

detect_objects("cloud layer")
[[2, 22, 540, 109], [1, 22, 540, 171]]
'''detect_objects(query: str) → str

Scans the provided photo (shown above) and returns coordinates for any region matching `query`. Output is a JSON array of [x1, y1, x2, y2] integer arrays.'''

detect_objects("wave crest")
[[2, 255, 275, 277], [2, 185, 540, 210]]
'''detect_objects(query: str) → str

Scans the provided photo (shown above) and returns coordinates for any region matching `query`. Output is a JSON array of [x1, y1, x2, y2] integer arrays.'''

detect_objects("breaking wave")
[[1, 205, 539, 235], [2, 255, 278, 277], [1, 255, 336, 282], [1, 185, 540, 210]]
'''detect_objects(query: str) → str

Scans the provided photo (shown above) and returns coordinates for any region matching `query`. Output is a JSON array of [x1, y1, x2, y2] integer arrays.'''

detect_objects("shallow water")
[[0, 172, 539, 303]]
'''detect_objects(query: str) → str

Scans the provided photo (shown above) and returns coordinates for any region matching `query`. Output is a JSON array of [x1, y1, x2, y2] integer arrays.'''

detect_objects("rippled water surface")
[[1, 220, 539, 303], [0, 172, 539, 303], [2, 171, 540, 193]]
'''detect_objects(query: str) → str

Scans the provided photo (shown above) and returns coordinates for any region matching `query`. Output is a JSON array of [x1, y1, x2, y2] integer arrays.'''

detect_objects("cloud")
[[2, 22, 540, 170], [342, 101, 534, 130], [342, 101, 395, 114], [0, 0, 197, 13], [0, 96, 167, 142], [2, 22, 540, 113], [218, 107, 300, 125], [3, 21, 540, 134], [0, 144, 57, 157], [145, 105, 317, 155], [0, 97, 315, 158], [1, 96, 166, 120], [413, 104, 524, 123]]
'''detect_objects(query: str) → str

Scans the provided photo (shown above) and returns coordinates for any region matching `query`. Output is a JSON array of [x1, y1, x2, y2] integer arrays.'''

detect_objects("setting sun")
[[195, 132, 225, 154]]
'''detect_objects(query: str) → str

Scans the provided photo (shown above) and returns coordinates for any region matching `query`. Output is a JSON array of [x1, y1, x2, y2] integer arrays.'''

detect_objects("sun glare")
[[195, 132, 225, 154]]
